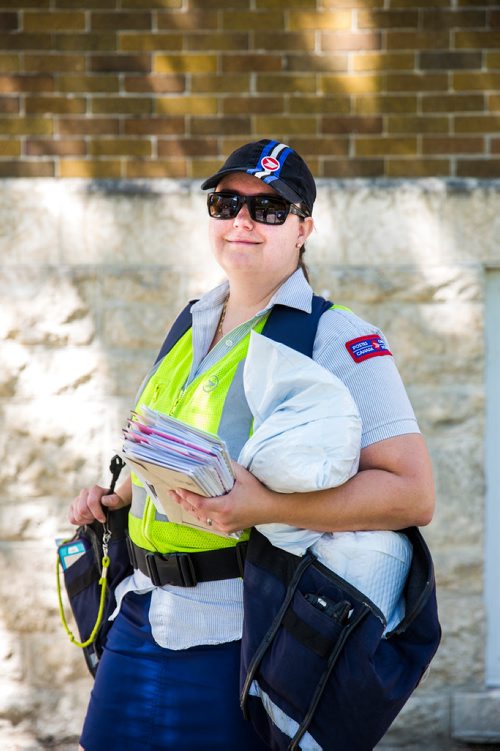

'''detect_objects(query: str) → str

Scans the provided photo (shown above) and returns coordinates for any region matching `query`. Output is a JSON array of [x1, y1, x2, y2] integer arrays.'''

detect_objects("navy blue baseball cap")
[[201, 139, 316, 215]]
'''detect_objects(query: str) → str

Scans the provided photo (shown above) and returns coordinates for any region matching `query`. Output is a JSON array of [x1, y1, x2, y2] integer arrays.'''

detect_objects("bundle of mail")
[[119, 406, 235, 534]]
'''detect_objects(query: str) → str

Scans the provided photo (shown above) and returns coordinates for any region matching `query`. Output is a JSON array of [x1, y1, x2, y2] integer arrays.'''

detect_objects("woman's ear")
[[297, 216, 314, 247]]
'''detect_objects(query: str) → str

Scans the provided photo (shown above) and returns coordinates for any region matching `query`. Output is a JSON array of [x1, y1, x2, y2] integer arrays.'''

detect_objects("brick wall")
[[0, 0, 499, 179]]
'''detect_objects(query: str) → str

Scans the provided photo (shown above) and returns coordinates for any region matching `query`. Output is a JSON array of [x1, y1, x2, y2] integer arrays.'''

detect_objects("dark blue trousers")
[[80, 591, 268, 751]]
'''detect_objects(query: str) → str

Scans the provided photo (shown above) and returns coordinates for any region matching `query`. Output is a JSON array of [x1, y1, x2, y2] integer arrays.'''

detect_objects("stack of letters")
[[119, 406, 235, 533]]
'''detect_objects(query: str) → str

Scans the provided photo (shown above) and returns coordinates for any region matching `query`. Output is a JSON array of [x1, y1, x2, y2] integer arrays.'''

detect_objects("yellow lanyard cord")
[[56, 541, 110, 649]]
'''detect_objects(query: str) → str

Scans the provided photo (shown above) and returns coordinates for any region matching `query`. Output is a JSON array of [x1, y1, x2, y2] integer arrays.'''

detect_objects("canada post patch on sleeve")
[[345, 334, 392, 363]]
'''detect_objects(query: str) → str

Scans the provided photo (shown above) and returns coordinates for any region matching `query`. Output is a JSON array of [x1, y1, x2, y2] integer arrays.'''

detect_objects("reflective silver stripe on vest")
[[130, 483, 148, 518], [217, 360, 253, 459], [131, 481, 170, 522]]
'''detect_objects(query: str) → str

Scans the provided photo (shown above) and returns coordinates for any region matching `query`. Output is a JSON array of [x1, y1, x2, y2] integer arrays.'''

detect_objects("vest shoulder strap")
[[153, 294, 333, 365]]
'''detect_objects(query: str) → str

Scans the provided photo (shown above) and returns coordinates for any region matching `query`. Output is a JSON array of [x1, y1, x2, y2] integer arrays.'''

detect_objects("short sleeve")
[[313, 308, 419, 449]]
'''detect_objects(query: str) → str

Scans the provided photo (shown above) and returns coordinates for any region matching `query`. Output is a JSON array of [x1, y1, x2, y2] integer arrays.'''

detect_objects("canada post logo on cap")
[[345, 334, 392, 363], [260, 156, 280, 171]]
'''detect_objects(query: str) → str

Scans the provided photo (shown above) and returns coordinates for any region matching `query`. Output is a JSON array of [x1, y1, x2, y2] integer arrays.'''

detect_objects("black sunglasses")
[[207, 191, 308, 226]]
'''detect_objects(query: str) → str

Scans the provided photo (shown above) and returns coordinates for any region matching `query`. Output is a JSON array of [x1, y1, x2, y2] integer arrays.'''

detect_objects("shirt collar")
[[191, 268, 313, 316]]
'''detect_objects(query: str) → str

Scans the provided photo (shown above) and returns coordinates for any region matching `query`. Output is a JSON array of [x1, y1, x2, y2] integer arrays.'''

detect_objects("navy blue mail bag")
[[238, 298, 441, 751]]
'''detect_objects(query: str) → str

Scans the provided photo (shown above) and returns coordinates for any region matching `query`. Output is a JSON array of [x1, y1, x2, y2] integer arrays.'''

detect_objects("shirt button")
[[225, 338, 233, 347]]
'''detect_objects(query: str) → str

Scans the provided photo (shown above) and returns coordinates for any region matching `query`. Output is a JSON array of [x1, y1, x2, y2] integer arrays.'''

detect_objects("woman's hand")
[[169, 462, 275, 535], [69, 479, 131, 526]]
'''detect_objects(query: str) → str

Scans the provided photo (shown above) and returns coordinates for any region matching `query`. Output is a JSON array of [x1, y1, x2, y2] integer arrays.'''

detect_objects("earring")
[[296, 242, 302, 249]]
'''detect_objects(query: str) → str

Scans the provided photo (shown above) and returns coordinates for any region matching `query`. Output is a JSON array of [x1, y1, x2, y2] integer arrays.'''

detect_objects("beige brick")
[[353, 52, 415, 72], [486, 52, 500, 69], [0, 55, 19, 73], [0, 74, 53, 93], [155, 95, 217, 116], [386, 115, 449, 134], [0, 33, 53, 50], [25, 96, 86, 115], [25, 137, 86, 156], [386, 30, 450, 50], [320, 73, 384, 95], [122, 0, 182, 7], [0, 138, 20, 156], [358, 9, 418, 27], [292, 136, 350, 156], [91, 96, 153, 115], [57, 117, 119, 136], [289, 95, 351, 115], [221, 54, 283, 74], [191, 74, 250, 94], [190, 117, 251, 136], [422, 136, 484, 155], [222, 11, 285, 31], [320, 31, 381, 51], [386, 158, 450, 177], [123, 117, 184, 135], [186, 33, 249, 52], [157, 137, 218, 157], [0, 160, 54, 176], [422, 94, 485, 113], [24, 54, 86, 73], [354, 94, 417, 114], [90, 11, 152, 32], [421, 9, 487, 30], [88, 138, 152, 158], [124, 74, 185, 94], [255, 0, 317, 7], [24, 11, 86, 32], [0, 116, 52, 135], [254, 31, 316, 52], [157, 10, 217, 31], [455, 30, 500, 49], [222, 96, 285, 116], [386, 73, 448, 92], [453, 72, 500, 91], [119, 33, 183, 53], [254, 115, 317, 135], [256, 74, 317, 94], [58, 158, 123, 178], [456, 159, 500, 177], [52, 33, 117, 52], [322, 115, 383, 134], [154, 54, 217, 74], [285, 53, 348, 74], [288, 11, 352, 31], [323, 158, 383, 177], [90, 54, 151, 73], [355, 136, 417, 157], [57, 74, 119, 94], [455, 115, 500, 133], [0, 96, 19, 114]]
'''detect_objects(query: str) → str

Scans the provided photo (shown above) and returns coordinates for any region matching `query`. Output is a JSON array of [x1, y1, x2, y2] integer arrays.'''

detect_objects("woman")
[[70, 139, 435, 751]]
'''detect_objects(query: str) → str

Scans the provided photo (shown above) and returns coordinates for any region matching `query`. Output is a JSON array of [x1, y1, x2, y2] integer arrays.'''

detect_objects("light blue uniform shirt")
[[113, 269, 419, 649]]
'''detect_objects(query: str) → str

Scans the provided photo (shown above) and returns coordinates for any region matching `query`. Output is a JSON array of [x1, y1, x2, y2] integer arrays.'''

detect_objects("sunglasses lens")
[[207, 193, 291, 225], [207, 193, 240, 219], [252, 196, 288, 225]]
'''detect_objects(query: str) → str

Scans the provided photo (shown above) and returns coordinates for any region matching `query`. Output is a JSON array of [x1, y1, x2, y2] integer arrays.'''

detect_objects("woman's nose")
[[233, 201, 253, 227]]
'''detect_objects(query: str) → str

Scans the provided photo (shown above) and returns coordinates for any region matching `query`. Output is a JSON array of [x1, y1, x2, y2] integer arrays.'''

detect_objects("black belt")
[[126, 537, 248, 588]]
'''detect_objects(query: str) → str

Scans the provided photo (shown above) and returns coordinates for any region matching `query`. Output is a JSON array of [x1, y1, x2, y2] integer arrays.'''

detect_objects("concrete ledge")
[[452, 690, 500, 744]]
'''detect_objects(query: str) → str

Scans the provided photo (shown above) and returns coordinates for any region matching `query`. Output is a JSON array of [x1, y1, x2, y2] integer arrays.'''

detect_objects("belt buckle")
[[144, 552, 197, 587], [144, 553, 163, 586], [176, 553, 197, 587]]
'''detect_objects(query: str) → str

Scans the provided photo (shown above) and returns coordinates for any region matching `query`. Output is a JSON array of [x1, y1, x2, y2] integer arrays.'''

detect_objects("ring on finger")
[[206, 518, 213, 526]]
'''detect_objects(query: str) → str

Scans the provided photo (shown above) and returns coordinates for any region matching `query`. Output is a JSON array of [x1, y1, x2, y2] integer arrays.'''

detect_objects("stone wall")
[[1, 178, 499, 749]]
